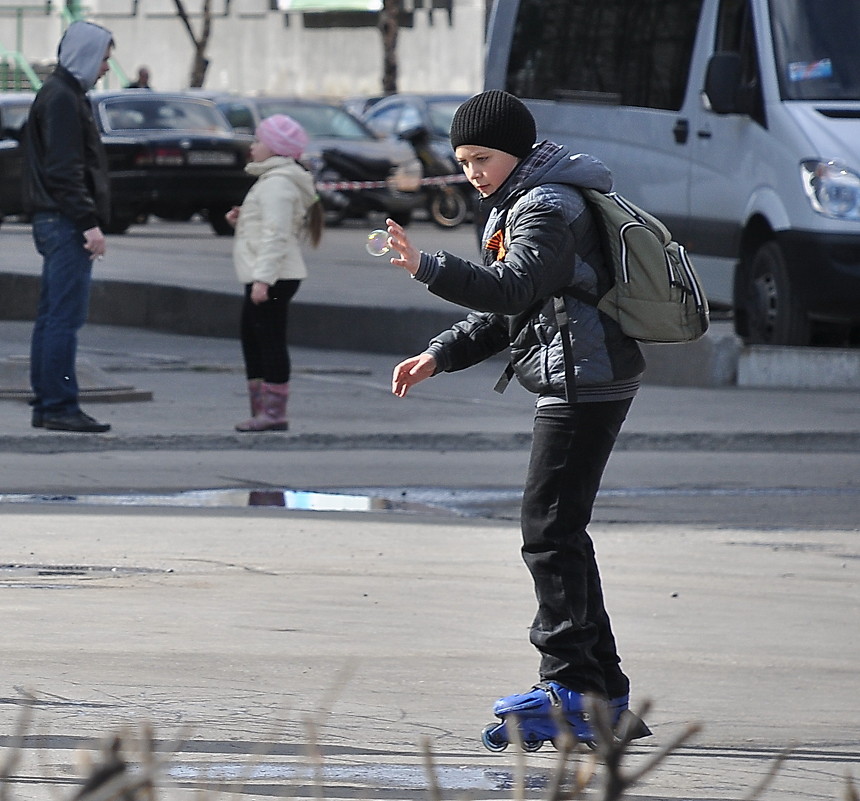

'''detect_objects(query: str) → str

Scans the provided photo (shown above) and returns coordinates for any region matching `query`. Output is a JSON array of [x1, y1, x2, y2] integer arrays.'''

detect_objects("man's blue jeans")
[[29, 212, 94, 416]]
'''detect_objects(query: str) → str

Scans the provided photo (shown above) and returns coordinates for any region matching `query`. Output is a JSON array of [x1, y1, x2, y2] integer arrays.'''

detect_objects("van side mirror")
[[704, 52, 743, 114]]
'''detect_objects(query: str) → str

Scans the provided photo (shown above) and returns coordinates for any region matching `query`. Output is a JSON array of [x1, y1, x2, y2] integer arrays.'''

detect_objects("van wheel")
[[742, 241, 810, 346]]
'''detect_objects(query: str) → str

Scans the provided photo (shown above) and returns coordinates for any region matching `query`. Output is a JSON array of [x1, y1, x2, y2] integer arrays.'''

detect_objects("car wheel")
[[207, 207, 235, 237], [429, 187, 468, 228], [741, 240, 810, 345], [103, 213, 134, 235]]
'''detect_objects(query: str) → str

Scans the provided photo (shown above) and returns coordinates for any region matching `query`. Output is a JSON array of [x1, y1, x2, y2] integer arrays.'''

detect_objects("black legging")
[[239, 279, 301, 383]]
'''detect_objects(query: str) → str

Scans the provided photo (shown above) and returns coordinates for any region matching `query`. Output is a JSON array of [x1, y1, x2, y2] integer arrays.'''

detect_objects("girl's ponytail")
[[304, 195, 324, 248]]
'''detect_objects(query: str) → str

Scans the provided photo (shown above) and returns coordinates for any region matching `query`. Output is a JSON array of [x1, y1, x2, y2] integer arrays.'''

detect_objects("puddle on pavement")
[[1, 485, 845, 516], [168, 762, 548, 792], [0, 488, 462, 514]]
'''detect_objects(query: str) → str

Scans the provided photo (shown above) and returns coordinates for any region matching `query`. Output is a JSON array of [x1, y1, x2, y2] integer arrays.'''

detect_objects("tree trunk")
[[173, 0, 212, 88], [379, 0, 400, 95]]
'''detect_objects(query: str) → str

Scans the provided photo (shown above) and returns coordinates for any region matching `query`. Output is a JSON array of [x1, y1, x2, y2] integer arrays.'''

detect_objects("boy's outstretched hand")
[[392, 353, 437, 397], [385, 218, 420, 276]]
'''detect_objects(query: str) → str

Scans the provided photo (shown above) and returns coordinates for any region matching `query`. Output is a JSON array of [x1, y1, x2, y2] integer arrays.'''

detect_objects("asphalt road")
[[0, 221, 857, 799]]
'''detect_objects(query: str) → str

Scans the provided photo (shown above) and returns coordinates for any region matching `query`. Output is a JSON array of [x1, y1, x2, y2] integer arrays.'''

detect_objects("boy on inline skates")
[[384, 90, 650, 751]]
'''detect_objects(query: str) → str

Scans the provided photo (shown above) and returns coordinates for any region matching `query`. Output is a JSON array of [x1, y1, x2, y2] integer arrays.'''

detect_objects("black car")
[[92, 91, 254, 234], [0, 90, 254, 235], [193, 92, 423, 225], [0, 92, 34, 223]]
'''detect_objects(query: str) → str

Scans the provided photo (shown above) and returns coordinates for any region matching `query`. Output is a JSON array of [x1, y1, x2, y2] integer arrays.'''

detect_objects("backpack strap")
[[494, 293, 577, 403], [493, 362, 516, 394], [553, 294, 578, 403], [563, 286, 600, 307]]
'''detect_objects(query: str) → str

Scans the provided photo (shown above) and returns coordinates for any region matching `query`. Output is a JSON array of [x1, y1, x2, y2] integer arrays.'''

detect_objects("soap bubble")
[[366, 229, 391, 257]]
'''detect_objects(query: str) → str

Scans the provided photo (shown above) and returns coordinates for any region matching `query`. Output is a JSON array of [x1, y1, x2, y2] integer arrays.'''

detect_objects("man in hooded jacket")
[[24, 20, 114, 432]]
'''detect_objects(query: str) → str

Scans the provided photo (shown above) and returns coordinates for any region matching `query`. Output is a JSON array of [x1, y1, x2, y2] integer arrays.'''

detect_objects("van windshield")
[[770, 0, 860, 101]]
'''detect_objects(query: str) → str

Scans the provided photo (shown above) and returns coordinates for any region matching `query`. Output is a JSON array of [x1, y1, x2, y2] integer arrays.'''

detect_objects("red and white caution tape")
[[315, 173, 468, 191]]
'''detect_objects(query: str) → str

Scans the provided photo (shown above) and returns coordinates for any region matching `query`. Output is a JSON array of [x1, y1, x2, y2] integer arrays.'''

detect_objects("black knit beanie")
[[449, 90, 536, 159]]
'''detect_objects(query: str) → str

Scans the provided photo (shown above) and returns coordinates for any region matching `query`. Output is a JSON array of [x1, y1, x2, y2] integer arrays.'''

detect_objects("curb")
[[1, 430, 858, 455], [3, 272, 860, 390], [0, 273, 463, 358], [1, 272, 736, 388]]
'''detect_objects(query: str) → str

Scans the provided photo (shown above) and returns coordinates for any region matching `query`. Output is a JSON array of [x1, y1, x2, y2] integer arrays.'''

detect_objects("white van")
[[484, 0, 860, 346]]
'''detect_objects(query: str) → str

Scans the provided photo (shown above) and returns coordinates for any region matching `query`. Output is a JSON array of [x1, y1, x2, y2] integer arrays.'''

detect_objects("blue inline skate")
[[481, 683, 651, 752]]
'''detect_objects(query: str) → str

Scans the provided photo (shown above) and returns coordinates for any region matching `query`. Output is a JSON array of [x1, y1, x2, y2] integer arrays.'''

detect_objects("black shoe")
[[31, 410, 44, 428], [42, 410, 111, 433]]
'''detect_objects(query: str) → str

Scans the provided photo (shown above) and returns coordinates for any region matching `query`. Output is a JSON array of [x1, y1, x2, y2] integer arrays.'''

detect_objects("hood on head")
[[58, 20, 114, 90], [503, 142, 613, 200]]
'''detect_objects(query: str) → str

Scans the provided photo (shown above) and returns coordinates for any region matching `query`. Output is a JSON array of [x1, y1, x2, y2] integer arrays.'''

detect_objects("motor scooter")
[[315, 147, 421, 226], [399, 125, 475, 228]]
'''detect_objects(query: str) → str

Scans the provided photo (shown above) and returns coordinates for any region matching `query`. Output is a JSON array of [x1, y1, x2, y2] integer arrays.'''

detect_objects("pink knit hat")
[[256, 114, 309, 159]]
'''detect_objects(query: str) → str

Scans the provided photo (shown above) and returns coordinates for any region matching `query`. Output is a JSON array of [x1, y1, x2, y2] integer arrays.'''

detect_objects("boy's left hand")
[[385, 218, 420, 276]]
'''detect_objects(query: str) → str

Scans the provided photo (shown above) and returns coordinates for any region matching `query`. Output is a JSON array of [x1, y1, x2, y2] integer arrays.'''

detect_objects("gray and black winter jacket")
[[415, 141, 645, 402]]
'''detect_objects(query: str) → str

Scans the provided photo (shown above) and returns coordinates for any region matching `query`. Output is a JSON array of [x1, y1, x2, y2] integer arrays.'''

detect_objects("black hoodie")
[[24, 21, 113, 229]]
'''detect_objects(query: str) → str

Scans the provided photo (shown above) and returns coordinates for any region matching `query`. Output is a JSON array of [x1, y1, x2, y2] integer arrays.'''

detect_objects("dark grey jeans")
[[521, 398, 633, 698]]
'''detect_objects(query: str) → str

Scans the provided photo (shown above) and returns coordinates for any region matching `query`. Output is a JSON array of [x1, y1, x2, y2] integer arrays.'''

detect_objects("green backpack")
[[571, 188, 710, 343], [494, 188, 710, 401]]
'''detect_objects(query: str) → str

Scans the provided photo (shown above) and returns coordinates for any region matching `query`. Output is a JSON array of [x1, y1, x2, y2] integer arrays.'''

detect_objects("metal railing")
[[0, 42, 41, 89], [0, 3, 50, 89]]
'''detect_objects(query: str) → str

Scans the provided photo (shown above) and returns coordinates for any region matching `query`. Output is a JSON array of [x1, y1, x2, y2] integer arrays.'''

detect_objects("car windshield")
[[769, 0, 860, 101], [99, 97, 232, 133], [426, 100, 461, 138], [257, 101, 371, 140]]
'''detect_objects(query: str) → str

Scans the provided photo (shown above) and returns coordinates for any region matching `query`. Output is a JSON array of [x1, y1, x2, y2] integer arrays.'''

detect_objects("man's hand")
[[83, 226, 106, 260]]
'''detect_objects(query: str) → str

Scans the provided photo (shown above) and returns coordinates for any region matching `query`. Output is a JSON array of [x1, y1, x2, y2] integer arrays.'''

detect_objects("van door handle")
[[697, 129, 713, 139], [673, 118, 689, 144]]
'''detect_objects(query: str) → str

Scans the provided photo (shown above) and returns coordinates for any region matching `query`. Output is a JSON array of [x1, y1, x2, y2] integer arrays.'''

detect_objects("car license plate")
[[187, 151, 236, 166]]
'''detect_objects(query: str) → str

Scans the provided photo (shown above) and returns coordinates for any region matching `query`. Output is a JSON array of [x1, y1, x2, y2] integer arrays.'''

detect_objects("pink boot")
[[235, 382, 288, 432], [234, 379, 263, 432]]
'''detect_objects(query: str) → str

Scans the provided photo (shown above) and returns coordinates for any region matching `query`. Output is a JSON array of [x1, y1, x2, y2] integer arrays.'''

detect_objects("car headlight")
[[801, 160, 860, 220]]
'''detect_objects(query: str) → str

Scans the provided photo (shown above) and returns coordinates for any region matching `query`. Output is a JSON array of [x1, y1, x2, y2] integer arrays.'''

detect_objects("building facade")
[[0, 0, 488, 98]]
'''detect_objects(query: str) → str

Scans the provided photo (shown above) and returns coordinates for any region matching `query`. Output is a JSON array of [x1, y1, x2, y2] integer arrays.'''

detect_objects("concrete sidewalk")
[[0, 321, 858, 456], [0, 505, 857, 801]]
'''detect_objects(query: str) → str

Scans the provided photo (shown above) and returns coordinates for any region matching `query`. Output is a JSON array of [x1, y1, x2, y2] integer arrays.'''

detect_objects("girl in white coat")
[[226, 114, 322, 431]]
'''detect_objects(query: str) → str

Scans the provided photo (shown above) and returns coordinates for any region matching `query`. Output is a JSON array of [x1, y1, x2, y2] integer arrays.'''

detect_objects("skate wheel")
[[522, 739, 543, 752], [481, 723, 508, 752]]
